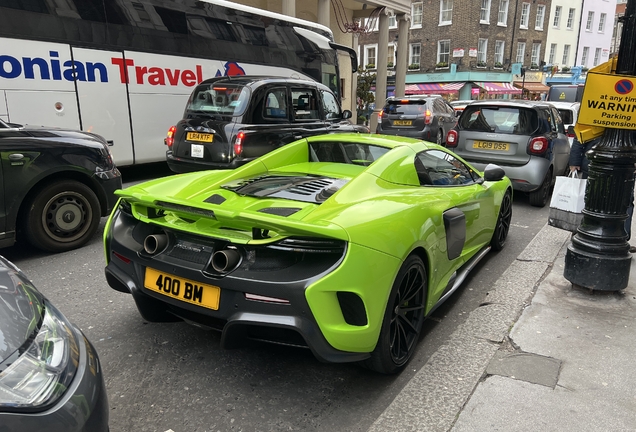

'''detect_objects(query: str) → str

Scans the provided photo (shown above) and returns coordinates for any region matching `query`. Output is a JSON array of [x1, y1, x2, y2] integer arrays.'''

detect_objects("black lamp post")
[[563, 0, 636, 291]]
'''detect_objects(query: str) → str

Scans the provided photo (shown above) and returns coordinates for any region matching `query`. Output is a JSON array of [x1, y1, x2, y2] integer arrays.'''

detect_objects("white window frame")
[[553, 6, 562, 28], [516, 42, 526, 64], [387, 43, 396, 67], [599, 13, 606, 32], [567, 8, 575, 29], [562, 44, 570, 65], [531, 43, 541, 66], [498, 0, 509, 26], [389, 15, 397, 29], [480, 0, 491, 23], [478, 38, 488, 64], [586, 11, 594, 31], [364, 17, 379, 32], [437, 40, 451, 65], [520, 3, 530, 28], [411, 2, 423, 28], [495, 40, 505, 65], [593, 48, 601, 66], [581, 46, 589, 67], [535, 5, 545, 30], [364, 44, 378, 68], [409, 43, 421, 67], [549, 43, 557, 64], [439, 0, 453, 26]]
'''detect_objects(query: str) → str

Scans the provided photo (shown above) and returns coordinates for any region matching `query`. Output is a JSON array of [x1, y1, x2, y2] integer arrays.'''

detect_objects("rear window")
[[186, 83, 250, 116], [383, 100, 427, 115], [557, 109, 574, 124], [309, 141, 390, 166], [459, 106, 538, 135]]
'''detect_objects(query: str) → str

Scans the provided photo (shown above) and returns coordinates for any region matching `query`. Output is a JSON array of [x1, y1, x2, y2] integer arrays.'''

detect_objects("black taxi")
[[165, 76, 367, 173]]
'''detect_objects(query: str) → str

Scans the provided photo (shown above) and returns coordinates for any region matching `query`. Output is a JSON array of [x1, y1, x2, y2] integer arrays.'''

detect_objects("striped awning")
[[405, 82, 465, 94], [474, 82, 522, 94]]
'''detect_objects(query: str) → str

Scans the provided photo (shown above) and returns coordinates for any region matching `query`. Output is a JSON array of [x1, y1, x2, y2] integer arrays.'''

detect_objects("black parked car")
[[0, 256, 109, 431], [0, 119, 122, 252], [165, 76, 368, 173], [375, 95, 457, 145]]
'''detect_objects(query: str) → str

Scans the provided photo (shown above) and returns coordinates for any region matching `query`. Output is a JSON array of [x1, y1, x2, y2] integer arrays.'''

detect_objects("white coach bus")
[[0, 0, 356, 166]]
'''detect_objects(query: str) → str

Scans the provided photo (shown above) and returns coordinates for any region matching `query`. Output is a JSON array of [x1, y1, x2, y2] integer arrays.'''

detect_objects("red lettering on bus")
[[135, 66, 148, 84], [111, 57, 134, 84]]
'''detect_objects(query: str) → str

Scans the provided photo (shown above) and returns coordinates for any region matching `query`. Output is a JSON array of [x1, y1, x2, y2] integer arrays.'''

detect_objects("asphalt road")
[[2, 163, 550, 432]]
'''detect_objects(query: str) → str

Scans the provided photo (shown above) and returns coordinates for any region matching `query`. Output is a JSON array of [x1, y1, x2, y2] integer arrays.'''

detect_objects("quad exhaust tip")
[[211, 249, 240, 273], [144, 234, 168, 255]]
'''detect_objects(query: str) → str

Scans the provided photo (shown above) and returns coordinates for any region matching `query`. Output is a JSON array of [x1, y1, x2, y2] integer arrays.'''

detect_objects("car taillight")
[[446, 130, 459, 147], [378, 111, 383, 118], [165, 126, 176, 148], [528, 137, 549, 155], [424, 109, 432, 125], [234, 131, 245, 156], [567, 129, 576, 138]]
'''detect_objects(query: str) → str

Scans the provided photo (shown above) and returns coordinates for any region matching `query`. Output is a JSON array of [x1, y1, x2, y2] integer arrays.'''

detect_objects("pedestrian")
[[569, 136, 636, 250]]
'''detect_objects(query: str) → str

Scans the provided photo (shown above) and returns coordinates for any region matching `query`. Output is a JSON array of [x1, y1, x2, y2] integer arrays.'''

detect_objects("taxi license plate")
[[473, 140, 510, 151], [393, 120, 412, 126], [186, 132, 213, 142], [144, 268, 220, 310]]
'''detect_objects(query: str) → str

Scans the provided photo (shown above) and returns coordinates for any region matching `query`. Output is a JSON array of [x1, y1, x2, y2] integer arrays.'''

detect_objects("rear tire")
[[24, 180, 101, 252], [529, 168, 552, 207], [436, 129, 444, 145], [362, 255, 427, 374], [491, 190, 512, 251]]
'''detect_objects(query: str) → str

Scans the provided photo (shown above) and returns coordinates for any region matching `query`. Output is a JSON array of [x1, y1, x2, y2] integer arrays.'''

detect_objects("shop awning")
[[405, 83, 464, 94], [513, 81, 550, 93], [474, 82, 522, 94]]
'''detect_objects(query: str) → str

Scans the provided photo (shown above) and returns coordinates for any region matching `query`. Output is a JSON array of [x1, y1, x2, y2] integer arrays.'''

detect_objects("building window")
[[581, 46, 589, 67], [438, 40, 450, 64], [531, 43, 541, 66], [562, 44, 570, 65], [498, 0, 509, 26], [411, 2, 423, 28], [495, 40, 505, 65], [549, 43, 557, 64], [586, 11, 594, 31], [516, 42, 526, 63], [520, 3, 530, 28], [478, 38, 488, 63], [553, 6, 562, 28], [535, 5, 545, 30], [409, 43, 421, 67], [364, 17, 379, 32], [599, 13, 606, 32], [439, 0, 453, 25], [365, 45, 377, 68], [389, 15, 397, 29], [593, 47, 601, 66], [387, 44, 396, 67], [480, 0, 491, 23], [567, 8, 575, 29]]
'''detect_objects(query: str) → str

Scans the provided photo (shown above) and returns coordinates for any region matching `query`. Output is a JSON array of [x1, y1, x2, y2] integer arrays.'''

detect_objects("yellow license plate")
[[144, 268, 220, 310], [186, 132, 213, 142], [473, 140, 510, 151], [393, 120, 412, 126]]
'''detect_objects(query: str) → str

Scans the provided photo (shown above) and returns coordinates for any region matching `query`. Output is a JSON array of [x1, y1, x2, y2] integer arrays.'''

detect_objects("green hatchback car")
[[103, 134, 512, 374]]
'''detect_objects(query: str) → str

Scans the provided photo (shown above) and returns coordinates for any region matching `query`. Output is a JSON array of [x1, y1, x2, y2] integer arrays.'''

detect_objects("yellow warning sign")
[[559, 92, 566, 100]]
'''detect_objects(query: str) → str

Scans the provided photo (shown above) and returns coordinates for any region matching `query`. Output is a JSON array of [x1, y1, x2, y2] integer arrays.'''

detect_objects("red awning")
[[474, 82, 522, 94], [405, 83, 464, 94]]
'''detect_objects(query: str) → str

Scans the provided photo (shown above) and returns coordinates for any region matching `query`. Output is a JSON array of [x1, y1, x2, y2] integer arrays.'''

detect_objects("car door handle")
[[8, 153, 24, 161]]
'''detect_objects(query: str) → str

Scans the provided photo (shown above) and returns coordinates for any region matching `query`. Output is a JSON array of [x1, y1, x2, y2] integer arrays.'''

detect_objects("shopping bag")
[[548, 171, 587, 232]]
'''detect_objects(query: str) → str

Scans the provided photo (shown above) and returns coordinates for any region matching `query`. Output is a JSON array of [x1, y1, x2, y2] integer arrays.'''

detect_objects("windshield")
[[459, 106, 538, 135], [186, 83, 250, 116]]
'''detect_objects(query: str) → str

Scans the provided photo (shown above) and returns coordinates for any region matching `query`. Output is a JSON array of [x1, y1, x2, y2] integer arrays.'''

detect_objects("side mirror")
[[342, 110, 352, 120], [483, 163, 506, 182]]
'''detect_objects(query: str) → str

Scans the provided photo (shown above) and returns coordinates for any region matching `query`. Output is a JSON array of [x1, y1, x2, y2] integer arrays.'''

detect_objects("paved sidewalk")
[[369, 223, 636, 431]]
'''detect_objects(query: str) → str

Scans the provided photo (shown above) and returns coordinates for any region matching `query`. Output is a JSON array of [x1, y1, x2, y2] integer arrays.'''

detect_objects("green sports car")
[[103, 133, 512, 374]]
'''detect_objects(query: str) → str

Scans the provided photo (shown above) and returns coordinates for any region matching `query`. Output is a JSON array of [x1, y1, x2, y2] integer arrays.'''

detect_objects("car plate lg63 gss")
[[144, 268, 220, 310]]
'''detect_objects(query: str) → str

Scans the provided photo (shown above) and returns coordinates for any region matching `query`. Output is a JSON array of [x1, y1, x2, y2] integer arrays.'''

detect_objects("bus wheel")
[[25, 180, 101, 252]]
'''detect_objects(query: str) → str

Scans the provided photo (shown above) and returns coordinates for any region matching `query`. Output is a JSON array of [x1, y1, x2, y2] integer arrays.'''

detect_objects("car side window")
[[292, 88, 320, 121], [552, 108, 565, 133], [262, 87, 289, 121], [414, 150, 477, 186], [321, 90, 341, 120]]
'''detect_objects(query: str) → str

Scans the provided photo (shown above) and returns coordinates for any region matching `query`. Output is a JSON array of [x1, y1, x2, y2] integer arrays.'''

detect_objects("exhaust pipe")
[[144, 234, 168, 255], [211, 249, 241, 273]]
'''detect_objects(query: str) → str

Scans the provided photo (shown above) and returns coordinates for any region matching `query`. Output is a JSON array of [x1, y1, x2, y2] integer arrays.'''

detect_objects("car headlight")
[[0, 302, 80, 411]]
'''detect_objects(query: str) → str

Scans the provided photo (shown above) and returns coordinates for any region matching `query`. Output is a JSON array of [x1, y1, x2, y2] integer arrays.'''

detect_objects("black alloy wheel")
[[363, 255, 427, 374], [436, 129, 444, 145], [491, 189, 512, 251], [529, 168, 552, 207]]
